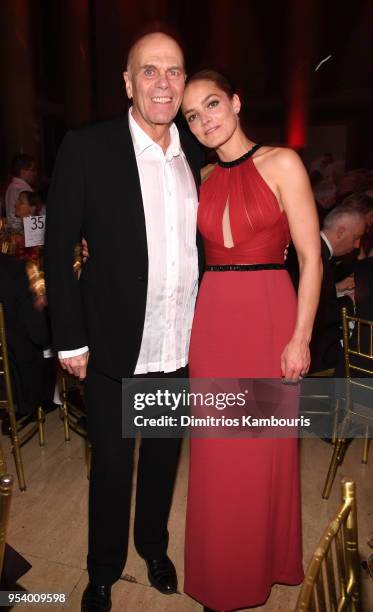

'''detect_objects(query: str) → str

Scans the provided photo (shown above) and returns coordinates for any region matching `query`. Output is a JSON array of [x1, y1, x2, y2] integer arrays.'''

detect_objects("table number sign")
[[23, 215, 46, 247]]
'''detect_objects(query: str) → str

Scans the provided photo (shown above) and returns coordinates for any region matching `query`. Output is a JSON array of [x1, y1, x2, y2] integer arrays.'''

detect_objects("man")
[[5, 154, 37, 231], [45, 31, 203, 612], [287, 204, 366, 372]]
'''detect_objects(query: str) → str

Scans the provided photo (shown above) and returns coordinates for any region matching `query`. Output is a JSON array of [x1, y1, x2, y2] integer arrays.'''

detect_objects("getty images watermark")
[[131, 387, 310, 429], [120, 377, 370, 439]]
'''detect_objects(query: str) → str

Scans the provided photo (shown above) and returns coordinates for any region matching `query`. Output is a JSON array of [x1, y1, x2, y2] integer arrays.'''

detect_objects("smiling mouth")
[[151, 97, 173, 104], [205, 126, 219, 136]]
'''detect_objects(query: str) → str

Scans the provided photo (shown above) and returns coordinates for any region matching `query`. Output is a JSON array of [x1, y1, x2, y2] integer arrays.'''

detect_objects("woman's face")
[[182, 79, 240, 149]]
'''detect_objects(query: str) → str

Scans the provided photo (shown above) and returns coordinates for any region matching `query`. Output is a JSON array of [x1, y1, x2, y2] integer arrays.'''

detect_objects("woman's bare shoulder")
[[255, 147, 307, 182], [255, 145, 302, 167]]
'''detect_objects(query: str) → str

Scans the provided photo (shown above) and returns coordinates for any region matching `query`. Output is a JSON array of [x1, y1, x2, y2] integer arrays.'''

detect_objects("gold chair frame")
[[59, 372, 91, 477], [0, 440, 13, 579], [0, 304, 45, 491], [295, 478, 360, 611], [301, 367, 340, 447], [322, 308, 373, 499]]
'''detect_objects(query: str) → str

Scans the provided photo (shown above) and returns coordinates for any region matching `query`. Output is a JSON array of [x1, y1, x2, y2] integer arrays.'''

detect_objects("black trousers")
[[84, 365, 186, 585]]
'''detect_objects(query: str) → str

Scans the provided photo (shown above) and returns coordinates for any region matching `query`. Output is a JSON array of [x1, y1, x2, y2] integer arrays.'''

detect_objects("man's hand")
[[336, 274, 354, 293], [59, 351, 89, 380]]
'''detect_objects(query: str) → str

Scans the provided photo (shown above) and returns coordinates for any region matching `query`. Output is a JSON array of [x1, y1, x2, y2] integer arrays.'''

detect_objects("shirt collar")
[[320, 231, 333, 259], [128, 107, 181, 160]]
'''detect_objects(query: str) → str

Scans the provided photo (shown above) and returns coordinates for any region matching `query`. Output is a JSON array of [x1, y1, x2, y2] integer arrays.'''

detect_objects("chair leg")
[[322, 438, 346, 500], [362, 428, 370, 464], [60, 377, 70, 442], [5, 404, 26, 491], [331, 398, 340, 445], [10, 431, 26, 492], [37, 407, 45, 447], [0, 473, 14, 576]]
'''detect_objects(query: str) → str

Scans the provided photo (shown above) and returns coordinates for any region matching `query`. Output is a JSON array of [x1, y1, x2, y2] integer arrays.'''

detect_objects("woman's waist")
[[204, 248, 286, 266], [203, 240, 287, 266]]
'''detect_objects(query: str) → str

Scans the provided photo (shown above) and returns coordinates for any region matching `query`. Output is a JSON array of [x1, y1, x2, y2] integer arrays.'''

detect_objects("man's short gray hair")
[[322, 204, 365, 231]]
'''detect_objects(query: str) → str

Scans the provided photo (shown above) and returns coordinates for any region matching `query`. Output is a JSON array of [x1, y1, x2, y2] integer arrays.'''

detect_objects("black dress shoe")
[[81, 583, 112, 611], [145, 555, 178, 594]]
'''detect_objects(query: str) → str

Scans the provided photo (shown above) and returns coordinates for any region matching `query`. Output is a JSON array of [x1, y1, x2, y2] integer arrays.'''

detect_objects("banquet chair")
[[295, 478, 360, 611], [300, 366, 339, 447], [0, 439, 13, 579], [322, 308, 373, 499], [0, 304, 45, 491]]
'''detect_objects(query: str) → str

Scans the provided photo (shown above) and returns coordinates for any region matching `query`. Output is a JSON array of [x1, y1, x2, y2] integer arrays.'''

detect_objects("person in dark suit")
[[347, 247, 373, 374], [287, 205, 366, 373], [44, 31, 203, 612], [0, 254, 53, 422], [354, 248, 373, 320]]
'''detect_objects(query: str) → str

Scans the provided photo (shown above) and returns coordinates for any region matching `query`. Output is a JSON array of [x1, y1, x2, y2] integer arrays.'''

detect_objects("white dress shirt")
[[60, 110, 199, 374], [320, 231, 333, 259], [5, 177, 33, 230]]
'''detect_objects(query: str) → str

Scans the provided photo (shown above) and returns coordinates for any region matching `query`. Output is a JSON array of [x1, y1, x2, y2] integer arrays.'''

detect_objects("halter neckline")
[[218, 143, 263, 168]]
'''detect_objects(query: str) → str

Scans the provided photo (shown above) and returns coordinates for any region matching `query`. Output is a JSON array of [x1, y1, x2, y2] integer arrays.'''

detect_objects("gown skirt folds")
[[184, 150, 304, 610]]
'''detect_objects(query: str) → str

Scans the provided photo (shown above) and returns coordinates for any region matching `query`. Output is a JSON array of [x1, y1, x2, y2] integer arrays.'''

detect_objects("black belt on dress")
[[205, 263, 286, 271]]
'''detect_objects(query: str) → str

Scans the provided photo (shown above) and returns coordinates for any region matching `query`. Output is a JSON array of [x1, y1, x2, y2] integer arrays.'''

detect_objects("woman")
[[181, 71, 322, 611]]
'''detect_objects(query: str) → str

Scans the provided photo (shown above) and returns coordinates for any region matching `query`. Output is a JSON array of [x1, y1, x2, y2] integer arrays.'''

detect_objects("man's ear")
[[123, 71, 132, 99], [336, 225, 346, 239]]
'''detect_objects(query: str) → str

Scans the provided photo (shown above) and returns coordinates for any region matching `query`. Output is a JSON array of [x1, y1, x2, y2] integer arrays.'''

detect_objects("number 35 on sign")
[[23, 215, 46, 247]]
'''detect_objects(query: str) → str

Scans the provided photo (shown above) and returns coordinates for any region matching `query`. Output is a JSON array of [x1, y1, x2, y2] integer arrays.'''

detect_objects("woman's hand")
[[81, 237, 89, 262], [280, 337, 310, 382]]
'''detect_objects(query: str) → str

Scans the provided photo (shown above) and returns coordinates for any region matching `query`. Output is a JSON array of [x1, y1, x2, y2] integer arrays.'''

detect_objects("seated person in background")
[[5, 154, 37, 231], [334, 192, 373, 276], [287, 204, 366, 373], [354, 245, 373, 320], [15, 190, 37, 219], [11, 191, 45, 260], [346, 245, 373, 376], [0, 253, 56, 428]]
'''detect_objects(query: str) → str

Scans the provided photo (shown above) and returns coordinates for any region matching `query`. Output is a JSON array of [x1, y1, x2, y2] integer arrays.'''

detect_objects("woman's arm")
[[272, 148, 323, 380]]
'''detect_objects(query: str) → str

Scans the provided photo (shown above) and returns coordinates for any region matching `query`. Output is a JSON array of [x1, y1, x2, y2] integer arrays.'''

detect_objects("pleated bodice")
[[199, 156, 290, 265]]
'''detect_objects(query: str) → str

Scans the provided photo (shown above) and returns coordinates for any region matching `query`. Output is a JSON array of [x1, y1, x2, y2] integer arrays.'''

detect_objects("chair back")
[[342, 306, 373, 378], [295, 479, 360, 611]]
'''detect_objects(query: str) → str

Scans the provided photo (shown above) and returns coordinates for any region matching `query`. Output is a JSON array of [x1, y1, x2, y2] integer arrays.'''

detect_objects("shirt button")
[[137, 275, 145, 281]]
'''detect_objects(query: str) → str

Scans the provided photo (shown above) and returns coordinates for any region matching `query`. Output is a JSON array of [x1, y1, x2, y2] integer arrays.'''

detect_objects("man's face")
[[123, 33, 185, 135], [333, 217, 366, 256]]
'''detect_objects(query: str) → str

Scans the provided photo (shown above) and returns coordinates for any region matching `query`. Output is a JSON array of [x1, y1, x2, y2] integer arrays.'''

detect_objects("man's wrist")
[[59, 346, 89, 359]]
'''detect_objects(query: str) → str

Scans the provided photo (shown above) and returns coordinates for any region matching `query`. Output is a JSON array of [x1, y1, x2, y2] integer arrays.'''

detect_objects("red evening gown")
[[184, 147, 304, 611]]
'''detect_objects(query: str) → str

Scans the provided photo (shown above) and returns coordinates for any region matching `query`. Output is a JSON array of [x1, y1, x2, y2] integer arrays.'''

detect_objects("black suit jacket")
[[286, 237, 341, 373], [45, 115, 204, 379], [347, 257, 373, 375], [0, 254, 50, 415], [354, 257, 373, 320]]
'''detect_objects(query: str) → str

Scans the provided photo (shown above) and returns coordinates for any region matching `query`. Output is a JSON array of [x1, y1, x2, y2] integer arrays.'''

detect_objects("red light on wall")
[[287, 68, 308, 149]]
